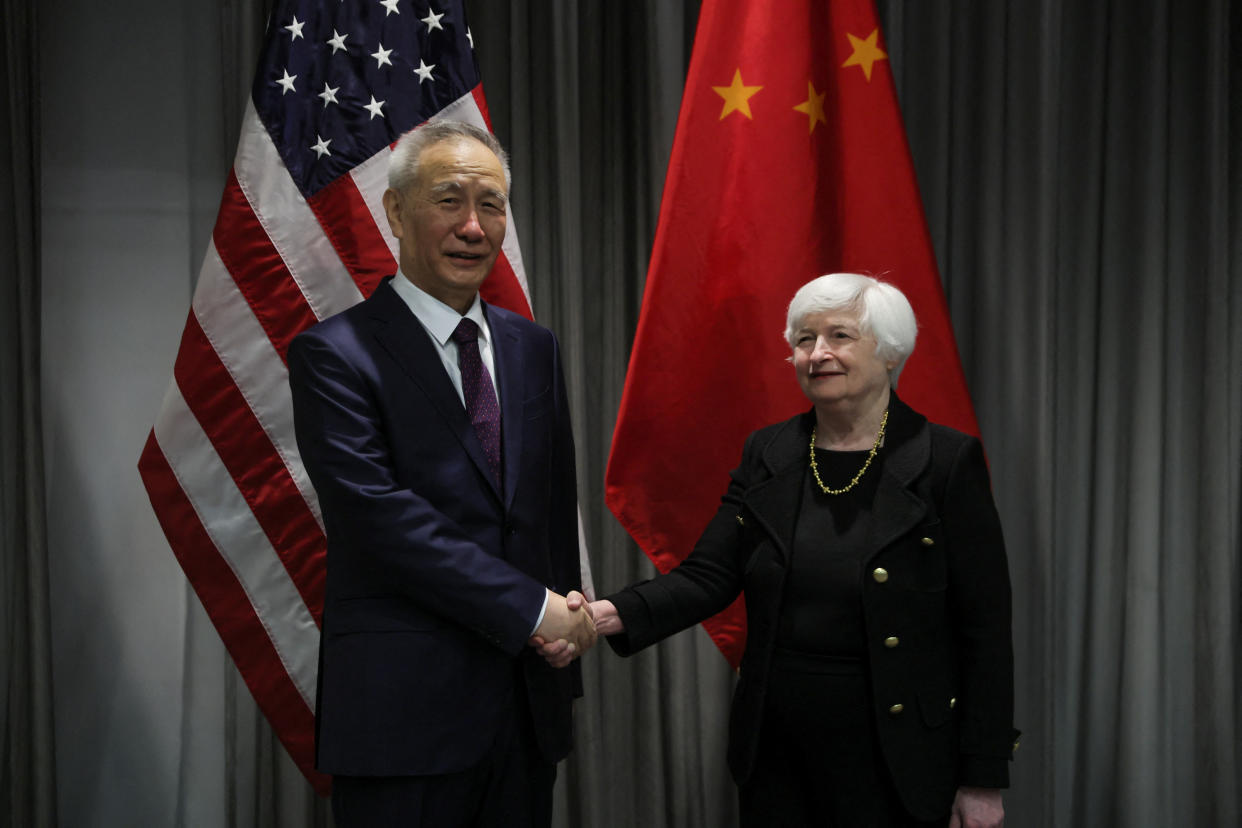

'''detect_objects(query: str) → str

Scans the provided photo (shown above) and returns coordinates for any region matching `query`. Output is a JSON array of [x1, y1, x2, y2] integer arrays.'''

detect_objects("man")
[[288, 120, 595, 827]]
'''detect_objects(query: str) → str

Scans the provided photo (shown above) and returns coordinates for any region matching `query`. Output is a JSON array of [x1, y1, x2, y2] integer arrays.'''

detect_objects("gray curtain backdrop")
[[1, 1, 56, 825], [11, 0, 1238, 825]]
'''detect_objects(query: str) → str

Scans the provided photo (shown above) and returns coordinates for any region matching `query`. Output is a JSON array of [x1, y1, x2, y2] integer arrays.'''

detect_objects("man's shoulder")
[[484, 302, 556, 343], [293, 283, 395, 346]]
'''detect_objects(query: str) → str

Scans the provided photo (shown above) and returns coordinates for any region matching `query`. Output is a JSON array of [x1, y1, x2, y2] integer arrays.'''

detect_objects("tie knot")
[[451, 317, 480, 344]]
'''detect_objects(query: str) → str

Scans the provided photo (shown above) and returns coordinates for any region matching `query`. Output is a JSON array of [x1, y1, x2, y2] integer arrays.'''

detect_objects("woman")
[[594, 274, 1017, 826]]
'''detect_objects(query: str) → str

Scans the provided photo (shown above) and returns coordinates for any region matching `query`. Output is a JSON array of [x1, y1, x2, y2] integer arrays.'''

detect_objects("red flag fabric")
[[137, 0, 539, 793], [605, 0, 978, 668]]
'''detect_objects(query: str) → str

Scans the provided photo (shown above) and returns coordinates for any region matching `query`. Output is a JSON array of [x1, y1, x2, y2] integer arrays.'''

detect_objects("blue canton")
[[252, 0, 481, 198]]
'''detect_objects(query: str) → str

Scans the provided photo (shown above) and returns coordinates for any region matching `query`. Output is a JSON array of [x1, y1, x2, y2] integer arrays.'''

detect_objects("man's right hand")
[[530, 590, 596, 667]]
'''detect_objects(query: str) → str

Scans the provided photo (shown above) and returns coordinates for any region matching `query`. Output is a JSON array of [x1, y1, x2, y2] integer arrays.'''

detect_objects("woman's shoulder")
[[926, 421, 980, 448], [734, 411, 813, 475], [747, 410, 811, 448]]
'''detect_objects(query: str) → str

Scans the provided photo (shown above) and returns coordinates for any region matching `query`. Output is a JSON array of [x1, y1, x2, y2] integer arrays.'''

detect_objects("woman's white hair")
[[387, 119, 511, 193], [783, 273, 918, 388]]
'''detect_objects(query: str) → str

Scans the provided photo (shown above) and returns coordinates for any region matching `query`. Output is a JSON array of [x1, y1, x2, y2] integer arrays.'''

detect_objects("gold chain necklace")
[[809, 409, 888, 495]]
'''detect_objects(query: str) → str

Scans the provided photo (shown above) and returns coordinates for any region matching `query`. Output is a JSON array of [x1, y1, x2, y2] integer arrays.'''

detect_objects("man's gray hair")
[[387, 120, 511, 193], [783, 273, 918, 388]]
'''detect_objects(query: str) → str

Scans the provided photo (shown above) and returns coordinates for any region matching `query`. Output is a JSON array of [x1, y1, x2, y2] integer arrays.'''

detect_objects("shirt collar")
[[391, 269, 490, 347]]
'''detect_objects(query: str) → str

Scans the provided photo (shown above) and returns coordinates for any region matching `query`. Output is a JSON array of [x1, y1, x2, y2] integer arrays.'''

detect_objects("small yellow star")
[[841, 28, 888, 81], [793, 81, 827, 133], [712, 68, 763, 120]]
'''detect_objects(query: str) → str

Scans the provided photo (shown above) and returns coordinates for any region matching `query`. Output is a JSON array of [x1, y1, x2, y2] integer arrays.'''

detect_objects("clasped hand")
[[528, 590, 597, 668], [529, 595, 624, 668]]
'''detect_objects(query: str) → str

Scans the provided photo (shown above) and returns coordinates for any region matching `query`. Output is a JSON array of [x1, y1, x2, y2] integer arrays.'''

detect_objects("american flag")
[[138, 0, 545, 793]]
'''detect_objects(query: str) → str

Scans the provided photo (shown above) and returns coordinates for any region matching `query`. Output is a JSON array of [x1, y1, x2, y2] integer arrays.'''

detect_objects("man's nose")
[[456, 208, 485, 239]]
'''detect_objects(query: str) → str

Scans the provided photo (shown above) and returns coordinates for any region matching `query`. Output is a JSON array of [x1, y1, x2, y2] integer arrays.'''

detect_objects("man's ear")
[[382, 188, 403, 238]]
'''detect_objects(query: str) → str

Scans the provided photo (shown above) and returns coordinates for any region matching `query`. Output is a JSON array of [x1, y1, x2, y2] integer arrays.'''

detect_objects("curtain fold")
[[1, 1, 57, 825]]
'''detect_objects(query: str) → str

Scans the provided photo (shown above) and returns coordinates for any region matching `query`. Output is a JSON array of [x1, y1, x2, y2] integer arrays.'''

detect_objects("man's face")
[[383, 136, 508, 313]]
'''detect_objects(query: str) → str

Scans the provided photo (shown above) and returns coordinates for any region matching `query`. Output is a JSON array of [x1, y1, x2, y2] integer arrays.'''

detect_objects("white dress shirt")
[[390, 269, 499, 405]]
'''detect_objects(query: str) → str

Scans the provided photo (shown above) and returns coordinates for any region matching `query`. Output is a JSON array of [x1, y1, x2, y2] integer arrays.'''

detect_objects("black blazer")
[[606, 394, 1018, 820], [289, 279, 582, 777]]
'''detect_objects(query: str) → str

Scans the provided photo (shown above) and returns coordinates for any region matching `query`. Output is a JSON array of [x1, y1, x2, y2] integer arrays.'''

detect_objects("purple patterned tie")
[[451, 318, 502, 487]]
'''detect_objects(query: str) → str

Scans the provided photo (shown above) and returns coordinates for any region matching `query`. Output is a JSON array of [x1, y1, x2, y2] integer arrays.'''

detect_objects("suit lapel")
[[864, 396, 932, 558], [487, 305, 524, 511], [743, 415, 812, 563], [367, 280, 503, 502]]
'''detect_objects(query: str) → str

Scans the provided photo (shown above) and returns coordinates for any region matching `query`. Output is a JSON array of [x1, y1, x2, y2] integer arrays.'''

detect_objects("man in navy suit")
[[288, 120, 595, 827]]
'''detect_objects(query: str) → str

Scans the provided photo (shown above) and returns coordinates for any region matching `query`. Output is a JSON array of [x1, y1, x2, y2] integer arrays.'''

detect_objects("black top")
[[777, 448, 883, 656]]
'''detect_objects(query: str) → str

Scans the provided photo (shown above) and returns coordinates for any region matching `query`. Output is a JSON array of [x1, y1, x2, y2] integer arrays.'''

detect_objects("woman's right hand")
[[589, 599, 624, 636]]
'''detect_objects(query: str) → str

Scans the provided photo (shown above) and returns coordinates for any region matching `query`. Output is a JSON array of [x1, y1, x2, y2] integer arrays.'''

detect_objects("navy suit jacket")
[[288, 278, 581, 777]]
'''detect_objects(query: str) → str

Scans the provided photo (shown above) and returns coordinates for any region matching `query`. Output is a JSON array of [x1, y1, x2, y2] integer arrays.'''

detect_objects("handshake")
[[527, 590, 623, 669]]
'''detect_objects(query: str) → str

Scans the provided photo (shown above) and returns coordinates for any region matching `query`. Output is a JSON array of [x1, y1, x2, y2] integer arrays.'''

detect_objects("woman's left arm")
[[942, 434, 1018, 788]]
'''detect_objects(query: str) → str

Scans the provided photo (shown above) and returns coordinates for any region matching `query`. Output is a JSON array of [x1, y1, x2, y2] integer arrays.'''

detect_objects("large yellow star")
[[841, 28, 888, 81], [712, 69, 762, 120], [793, 81, 827, 133]]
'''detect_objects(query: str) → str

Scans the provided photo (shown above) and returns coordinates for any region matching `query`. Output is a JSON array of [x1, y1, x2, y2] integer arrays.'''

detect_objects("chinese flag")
[[605, 0, 978, 667]]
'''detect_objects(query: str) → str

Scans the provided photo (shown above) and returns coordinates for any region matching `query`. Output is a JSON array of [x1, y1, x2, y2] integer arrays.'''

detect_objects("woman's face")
[[791, 309, 895, 409]]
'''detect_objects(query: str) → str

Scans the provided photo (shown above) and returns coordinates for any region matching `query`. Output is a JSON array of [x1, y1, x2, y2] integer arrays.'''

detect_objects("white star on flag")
[[275, 69, 297, 94], [414, 60, 435, 83], [421, 8, 445, 31], [363, 96, 386, 119]]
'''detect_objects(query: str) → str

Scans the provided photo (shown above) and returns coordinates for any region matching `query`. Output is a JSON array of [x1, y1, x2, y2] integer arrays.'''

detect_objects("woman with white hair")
[[587, 274, 1017, 826]]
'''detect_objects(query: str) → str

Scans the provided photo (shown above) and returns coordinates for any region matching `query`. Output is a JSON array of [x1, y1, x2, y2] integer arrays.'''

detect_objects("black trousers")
[[739, 650, 948, 828], [331, 676, 556, 828]]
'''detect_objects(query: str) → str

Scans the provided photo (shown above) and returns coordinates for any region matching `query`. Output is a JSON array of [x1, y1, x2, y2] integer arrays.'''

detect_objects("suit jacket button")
[[949, 697, 957, 709], [872, 567, 889, 583], [884, 636, 899, 648], [921, 536, 935, 546], [888, 703, 904, 715]]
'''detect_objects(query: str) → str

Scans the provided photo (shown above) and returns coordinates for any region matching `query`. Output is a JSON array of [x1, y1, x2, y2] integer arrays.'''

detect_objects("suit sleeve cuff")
[[528, 589, 550, 637]]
